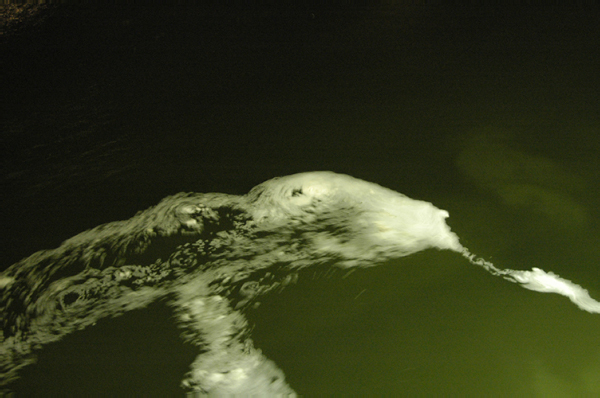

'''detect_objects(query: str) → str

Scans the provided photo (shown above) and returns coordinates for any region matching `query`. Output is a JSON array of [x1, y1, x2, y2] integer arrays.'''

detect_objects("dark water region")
[[7, 299, 197, 396], [2, 4, 600, 396]]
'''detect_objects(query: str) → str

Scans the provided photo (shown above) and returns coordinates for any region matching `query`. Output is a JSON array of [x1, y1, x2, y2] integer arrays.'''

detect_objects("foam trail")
[[460, 248, 600, 314], [2, 171, 598, 396]]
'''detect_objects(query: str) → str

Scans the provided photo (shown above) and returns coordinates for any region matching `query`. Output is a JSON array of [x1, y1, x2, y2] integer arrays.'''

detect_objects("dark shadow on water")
[[8, 299, 196, 397]]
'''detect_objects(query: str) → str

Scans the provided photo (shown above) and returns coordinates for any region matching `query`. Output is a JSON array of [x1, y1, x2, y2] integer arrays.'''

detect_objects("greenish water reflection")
[[3, 6, 599, 397]]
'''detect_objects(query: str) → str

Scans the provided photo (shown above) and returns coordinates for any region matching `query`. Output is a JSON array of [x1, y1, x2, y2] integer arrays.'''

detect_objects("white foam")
[[2, 171, 598, 396], [461, 249, 600, 314], [508, 268, 600, 313]]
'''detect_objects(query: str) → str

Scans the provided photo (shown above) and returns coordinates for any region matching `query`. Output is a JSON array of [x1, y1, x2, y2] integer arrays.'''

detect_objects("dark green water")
[[2, 5, 599, 397]]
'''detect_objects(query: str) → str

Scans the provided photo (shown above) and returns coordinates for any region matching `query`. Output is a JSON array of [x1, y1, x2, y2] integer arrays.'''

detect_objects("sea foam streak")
[[1, 172, 598, 395]]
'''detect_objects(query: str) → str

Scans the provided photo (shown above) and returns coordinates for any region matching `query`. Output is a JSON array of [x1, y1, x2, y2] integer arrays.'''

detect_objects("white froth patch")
[[3, 171, 598, 396], [462, 249, 600, 314], [510, 268, 600, 314], [247, 171, 462, 258], [0, 275, 15, 288]]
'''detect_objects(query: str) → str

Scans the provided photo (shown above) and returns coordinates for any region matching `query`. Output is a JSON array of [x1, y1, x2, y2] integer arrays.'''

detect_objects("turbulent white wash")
[[1, 172, 598, 395]]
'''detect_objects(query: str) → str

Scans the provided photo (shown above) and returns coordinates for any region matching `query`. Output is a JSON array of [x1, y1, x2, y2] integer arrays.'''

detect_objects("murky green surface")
[[2, 5, 599, 396]]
